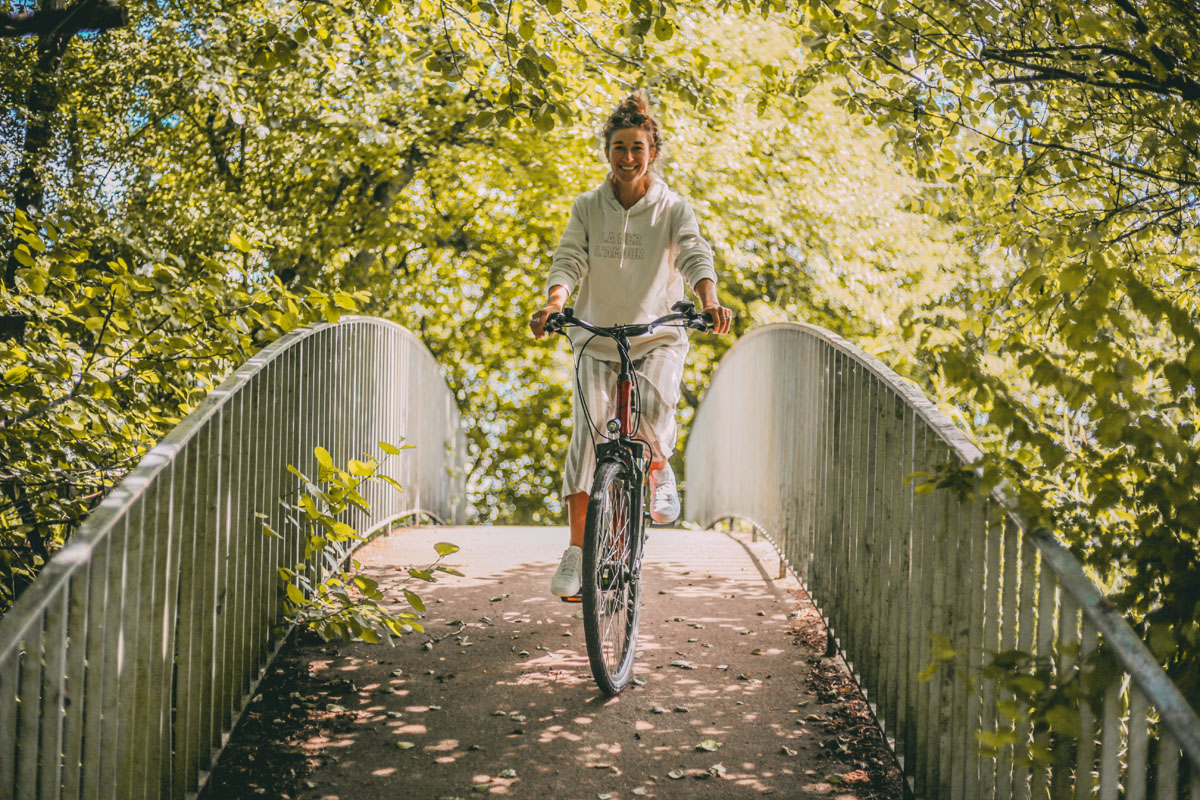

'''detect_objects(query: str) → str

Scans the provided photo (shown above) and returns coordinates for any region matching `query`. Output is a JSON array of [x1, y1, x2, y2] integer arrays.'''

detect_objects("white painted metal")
[[685, 322, 1200, 799], [0, 316, 467, 799]]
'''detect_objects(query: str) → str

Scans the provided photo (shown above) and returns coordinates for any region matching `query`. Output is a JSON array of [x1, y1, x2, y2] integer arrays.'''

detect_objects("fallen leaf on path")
[[396, 741, 416, 749], [667, 770, 685, 780], [695, 740, 721, 752], [498, 768, 516, 778]]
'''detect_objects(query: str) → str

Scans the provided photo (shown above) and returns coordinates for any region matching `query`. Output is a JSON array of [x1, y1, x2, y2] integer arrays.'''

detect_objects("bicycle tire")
[[582, 459, 643, 695]]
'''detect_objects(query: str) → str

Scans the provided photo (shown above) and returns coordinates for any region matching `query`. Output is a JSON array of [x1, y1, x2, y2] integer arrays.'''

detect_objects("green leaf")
[[404, 589, 426, 612], [286, 583, 305, 605], [378, 440, 402, 455], [347, 458, 375, 476], [4, 365, 30, 383], [1043, 705, 1081, 738], [229, 231, 253, 252], [14, 245, 34, 267], [434, 542, 460, 557], [299, 495, 318, 518], [314, 446, 333, 469]]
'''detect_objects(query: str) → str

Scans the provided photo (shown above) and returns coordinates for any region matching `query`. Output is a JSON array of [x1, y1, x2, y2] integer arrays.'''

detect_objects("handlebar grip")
[[543, 311, 566, 335]]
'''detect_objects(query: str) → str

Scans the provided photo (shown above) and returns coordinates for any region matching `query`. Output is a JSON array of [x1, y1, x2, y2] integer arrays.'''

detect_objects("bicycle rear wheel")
[[582, 459, 643, 695]]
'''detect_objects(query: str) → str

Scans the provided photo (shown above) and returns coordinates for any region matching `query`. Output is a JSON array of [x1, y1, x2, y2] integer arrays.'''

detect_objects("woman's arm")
[[693, 278, 733, 335], [530, 285, 570, 339]]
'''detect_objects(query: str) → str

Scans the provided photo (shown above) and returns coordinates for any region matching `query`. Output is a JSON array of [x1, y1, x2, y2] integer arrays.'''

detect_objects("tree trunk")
[[4, 0, 127, 342]]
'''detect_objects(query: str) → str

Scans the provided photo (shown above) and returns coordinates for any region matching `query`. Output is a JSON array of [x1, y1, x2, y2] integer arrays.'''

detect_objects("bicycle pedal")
[[561, 595, 582, 603]]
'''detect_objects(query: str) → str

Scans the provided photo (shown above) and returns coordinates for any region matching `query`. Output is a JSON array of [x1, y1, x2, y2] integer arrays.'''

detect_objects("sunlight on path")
[[215, 526, 903, 799]]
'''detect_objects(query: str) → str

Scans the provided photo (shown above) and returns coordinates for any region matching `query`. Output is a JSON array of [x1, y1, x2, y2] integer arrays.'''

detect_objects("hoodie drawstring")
[[618, 207, 630, 270]]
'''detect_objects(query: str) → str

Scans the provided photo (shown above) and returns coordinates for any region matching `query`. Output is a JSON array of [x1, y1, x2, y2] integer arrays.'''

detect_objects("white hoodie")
[[546, 174, 717, 362]]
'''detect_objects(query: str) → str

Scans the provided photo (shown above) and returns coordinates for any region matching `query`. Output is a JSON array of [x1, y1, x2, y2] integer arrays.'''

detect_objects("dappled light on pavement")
[[206, 526, 903, 799]]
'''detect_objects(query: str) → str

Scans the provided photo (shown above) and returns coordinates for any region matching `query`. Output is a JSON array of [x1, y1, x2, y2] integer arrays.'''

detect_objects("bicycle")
[[543, 300, 713, 695]]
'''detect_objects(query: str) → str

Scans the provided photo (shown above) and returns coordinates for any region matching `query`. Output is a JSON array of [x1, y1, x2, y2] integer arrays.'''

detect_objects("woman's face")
[[606, 127, 656, 187]]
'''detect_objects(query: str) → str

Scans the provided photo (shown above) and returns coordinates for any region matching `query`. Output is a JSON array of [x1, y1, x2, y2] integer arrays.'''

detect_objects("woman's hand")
[[531, 286, 571, 339], [529, 304, 562, 339], [702, 303, 734, 335], [693, 278, 732, 335]]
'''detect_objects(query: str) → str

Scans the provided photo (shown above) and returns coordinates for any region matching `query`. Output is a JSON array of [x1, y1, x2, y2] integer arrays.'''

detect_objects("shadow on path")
[[204, 526, 904, 799]]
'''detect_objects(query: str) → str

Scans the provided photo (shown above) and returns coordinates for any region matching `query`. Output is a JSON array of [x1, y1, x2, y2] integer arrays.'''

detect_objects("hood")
[[599, 173, 669, 214]]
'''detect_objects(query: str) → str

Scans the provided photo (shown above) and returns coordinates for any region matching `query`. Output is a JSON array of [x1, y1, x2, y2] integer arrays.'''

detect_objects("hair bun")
[[603, 90, 663, 155], [618, 92, 650, 115]]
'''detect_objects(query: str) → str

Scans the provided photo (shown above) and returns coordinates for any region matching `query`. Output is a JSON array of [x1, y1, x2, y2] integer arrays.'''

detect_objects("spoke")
[[596, 473, 632, 671]]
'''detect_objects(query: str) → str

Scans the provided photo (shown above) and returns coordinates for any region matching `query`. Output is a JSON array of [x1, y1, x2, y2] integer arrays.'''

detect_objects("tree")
[[1, 0, 966, 614]]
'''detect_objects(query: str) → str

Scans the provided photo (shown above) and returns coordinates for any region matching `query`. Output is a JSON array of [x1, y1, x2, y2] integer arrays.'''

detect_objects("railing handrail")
[[689, 320, 1200, 785], [0, 316, 415, 659]]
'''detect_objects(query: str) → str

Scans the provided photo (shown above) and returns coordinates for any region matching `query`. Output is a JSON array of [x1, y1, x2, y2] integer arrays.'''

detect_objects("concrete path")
[[216, 526, 903, 799]]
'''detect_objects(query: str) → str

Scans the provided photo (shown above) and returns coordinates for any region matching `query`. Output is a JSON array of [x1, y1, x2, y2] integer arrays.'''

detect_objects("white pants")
[[561, 347, 685, 499]]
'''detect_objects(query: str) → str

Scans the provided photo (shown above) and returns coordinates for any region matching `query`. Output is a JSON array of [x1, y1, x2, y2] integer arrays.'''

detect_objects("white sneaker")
[[551, 545, 583, 596], [649, 464, 680, 524]]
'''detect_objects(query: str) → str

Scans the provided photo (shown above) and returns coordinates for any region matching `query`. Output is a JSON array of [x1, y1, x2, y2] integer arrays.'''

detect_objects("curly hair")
[[602, 91, 663, 158]]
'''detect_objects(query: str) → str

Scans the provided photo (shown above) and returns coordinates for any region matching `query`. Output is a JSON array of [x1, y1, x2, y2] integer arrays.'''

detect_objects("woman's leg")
[[567, 492, 588, 548], [633, 348, 685, 522], [553, 355, 617, 596], [561, 354, 617, 522]]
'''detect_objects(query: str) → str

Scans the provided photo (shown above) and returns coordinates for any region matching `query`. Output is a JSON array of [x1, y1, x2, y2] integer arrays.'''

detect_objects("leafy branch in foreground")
[[262, 442, 463, 644]]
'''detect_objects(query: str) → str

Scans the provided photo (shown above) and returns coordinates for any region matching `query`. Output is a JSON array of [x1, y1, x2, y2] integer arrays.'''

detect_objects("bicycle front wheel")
[[582, 459, 643, 695]]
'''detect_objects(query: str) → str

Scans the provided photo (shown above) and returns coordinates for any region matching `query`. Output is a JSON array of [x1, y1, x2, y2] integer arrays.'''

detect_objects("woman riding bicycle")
[[529, 91, 734, 598]]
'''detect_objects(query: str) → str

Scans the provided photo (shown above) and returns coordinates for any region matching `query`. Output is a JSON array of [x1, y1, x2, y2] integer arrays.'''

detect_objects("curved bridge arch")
[[0, 316, 466, 798]]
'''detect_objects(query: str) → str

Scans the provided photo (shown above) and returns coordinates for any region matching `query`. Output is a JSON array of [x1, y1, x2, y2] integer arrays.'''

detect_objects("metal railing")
[[0, 316, 467, 799], [685, 322, 1200, 799]]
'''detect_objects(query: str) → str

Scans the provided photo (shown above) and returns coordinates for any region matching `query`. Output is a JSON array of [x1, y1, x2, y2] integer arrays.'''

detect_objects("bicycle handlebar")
[[543, 301, 713, 339]]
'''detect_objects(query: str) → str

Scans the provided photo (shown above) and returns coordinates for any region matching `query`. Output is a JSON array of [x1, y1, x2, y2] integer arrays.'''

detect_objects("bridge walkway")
[[205, 525, 904, 800]]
